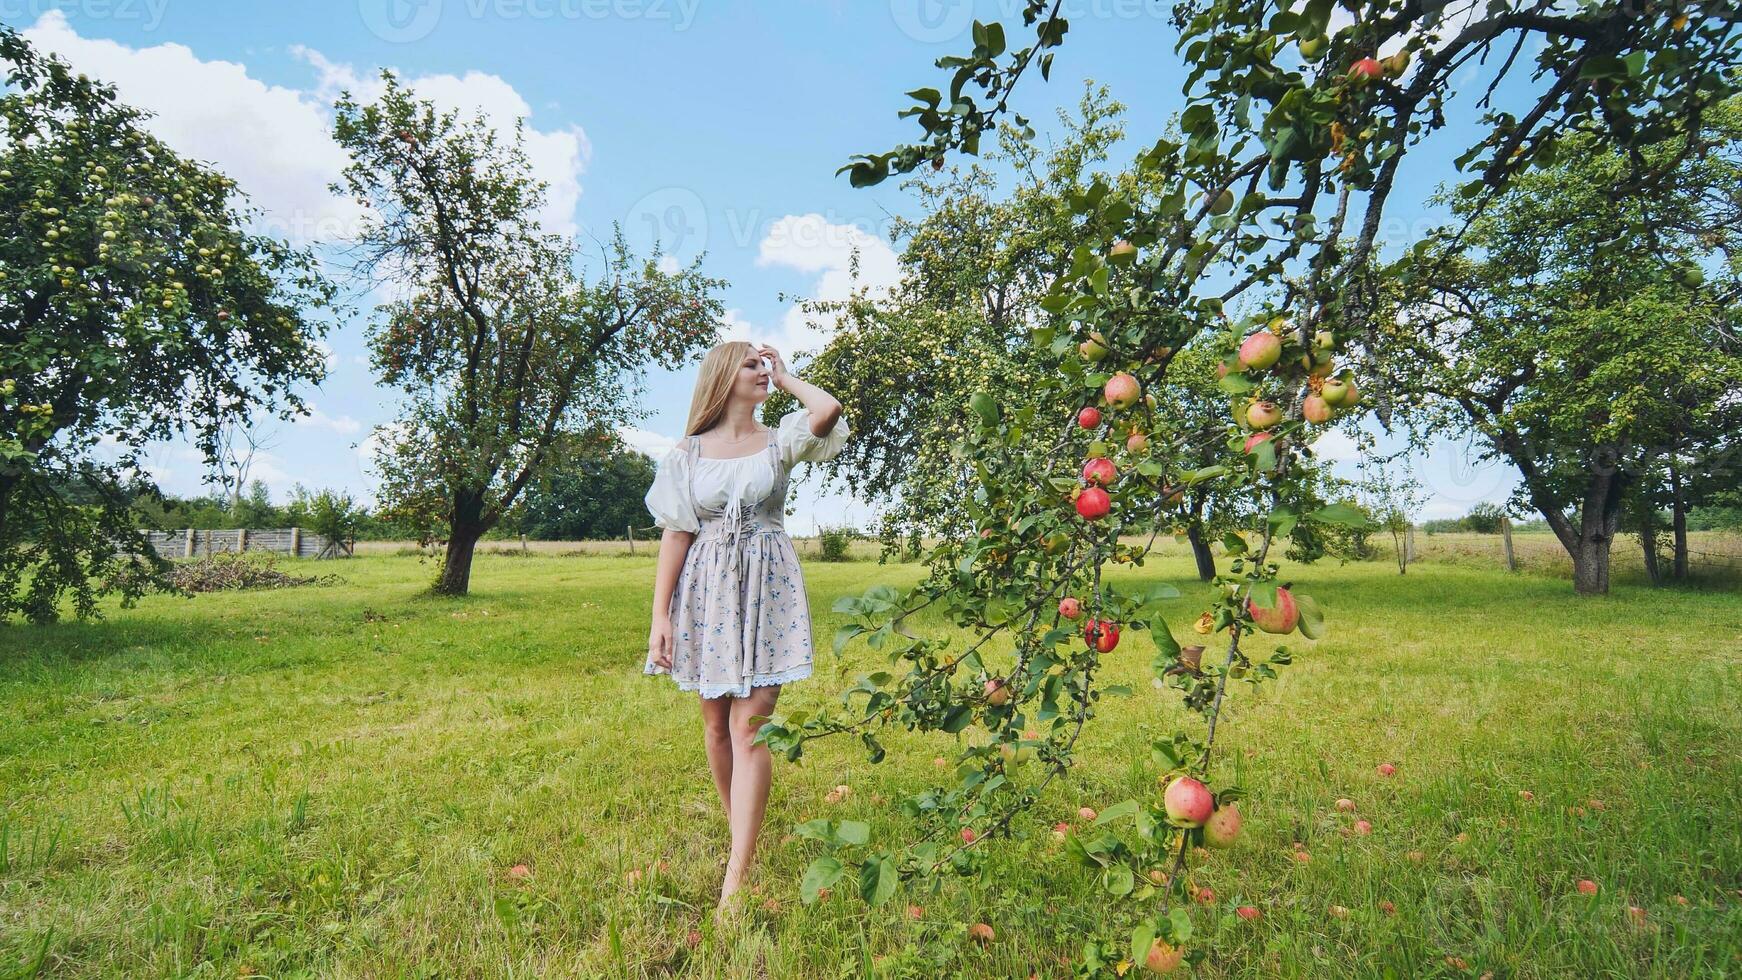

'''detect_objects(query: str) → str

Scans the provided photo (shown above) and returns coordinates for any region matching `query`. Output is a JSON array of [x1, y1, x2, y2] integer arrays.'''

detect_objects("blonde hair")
[[684, 340, 756, 437]]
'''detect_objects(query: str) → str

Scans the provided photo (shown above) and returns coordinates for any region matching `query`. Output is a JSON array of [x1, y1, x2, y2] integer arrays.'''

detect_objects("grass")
[[0, 551, 1738, 977]]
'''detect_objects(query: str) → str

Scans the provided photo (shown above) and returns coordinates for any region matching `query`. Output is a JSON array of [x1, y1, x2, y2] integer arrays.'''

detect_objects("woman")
[[642, 339, 849, 912]]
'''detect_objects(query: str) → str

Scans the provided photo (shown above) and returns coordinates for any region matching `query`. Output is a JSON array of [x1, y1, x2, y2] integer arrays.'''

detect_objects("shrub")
[[817, 525, 857, 562]]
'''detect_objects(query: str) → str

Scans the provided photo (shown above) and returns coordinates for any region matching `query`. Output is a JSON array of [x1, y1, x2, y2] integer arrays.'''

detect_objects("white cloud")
[[21, 13, 589, 247], [1311, 429, 1361, 463], [619, 426, 679, 460], [295, 405, 363, 436], [752, 214, 901, 357]]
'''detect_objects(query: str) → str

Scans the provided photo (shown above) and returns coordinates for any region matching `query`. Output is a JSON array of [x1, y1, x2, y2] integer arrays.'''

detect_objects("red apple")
[[1203, 803, 1241, 848], [1108, 239, 1137, 265], [1335, 798, 1356, 813], [1238, 331, 1282, 370], [983, 677, 1010, 706], [1243, 431, 1274, 454], [1236, 905, 1260, 921], [1377, 762, 1397, 777], [960, 827, 978, 844], [1076, 486, 1111, 521], [1245, 400, 1282, 429], [1303, 394, 1333, 424], [1246, 586, 1299, 634], [1577, 879, 1598, 895], [1349, 56, 1384, 82], [1354, 819, 1372, 835], [968, 922, 995, 944], [1083, 618, 1121, 652], [1077, 806, 1098, 821], [1082, 457, 1118, 486], [1143, 939, 1183, 974], [1104, 372, 1141, 410], [1163, 776, 1214, 827], [1077, 406, 1102, 429], [1059, 597, 1083, 620], [1126, 430, 1149, 453]]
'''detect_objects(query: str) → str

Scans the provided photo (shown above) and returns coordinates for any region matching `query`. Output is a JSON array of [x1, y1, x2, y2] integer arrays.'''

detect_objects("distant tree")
[[516, 434, 657, 540], [1384, 120, 1742, 594], [0, 27, 333, 622], [285, 485, 364, 557], [1356, 461, 1425, 574], [330, 72, 724, 595]]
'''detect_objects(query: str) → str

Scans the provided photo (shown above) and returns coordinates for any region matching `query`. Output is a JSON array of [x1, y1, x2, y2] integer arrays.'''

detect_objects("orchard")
[[755, 0, 1742, 971]]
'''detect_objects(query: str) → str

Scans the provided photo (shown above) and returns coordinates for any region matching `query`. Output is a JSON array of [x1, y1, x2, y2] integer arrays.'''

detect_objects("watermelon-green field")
[[1, 551, 1738, 977]]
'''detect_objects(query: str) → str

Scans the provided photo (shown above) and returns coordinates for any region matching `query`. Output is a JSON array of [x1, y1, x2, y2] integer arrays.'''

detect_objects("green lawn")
[[1, 553, 1738, 977]]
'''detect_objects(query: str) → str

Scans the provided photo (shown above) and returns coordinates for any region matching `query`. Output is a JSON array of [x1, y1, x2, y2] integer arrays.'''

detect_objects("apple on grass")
[[1246, 587, 1299, 634], [1163, 776, 1214, 827]]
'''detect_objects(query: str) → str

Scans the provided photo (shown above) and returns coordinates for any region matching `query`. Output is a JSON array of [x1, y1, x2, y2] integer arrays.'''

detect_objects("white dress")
[[642, 407, 851, 698]]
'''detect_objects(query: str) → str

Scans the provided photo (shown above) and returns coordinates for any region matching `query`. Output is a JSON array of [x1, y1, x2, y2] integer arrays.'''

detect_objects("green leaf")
[[1151, 622, 1181, 659], [832, 624, 866, 655], [1217, 371, 1256, 394], [837, 820, 870, 846], [801, 856, 844, 903], [1168, 906, 1194, 943], [969, 391, 1001, 427], [1296, 593, 1326, 640], [1308, 502, 1372, 528], [859, 853, 899, 905], [1094, 799, 1141, 825], [1103, 863, 1135, 896], [1131, 922, 1157, 971]]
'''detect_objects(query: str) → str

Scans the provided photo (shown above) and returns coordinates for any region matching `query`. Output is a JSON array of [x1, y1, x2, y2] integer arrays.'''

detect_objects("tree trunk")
[[436, 491, 489, 596], [437, 524, 483, 595], [1639, 509, 1660, 586], [1570, 534, 1612, 595], [1670, 459, 1689, 580], [1186, 519, 1216, 582]]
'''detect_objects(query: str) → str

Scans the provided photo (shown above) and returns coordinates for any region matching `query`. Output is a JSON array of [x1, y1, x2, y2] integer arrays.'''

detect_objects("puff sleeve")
[[643, 444, 700, 533], [776, 407, 850, 467]]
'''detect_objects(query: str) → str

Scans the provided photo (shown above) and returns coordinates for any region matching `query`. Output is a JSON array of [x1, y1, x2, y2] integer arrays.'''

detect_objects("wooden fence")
[[143, 528, 351, 560]]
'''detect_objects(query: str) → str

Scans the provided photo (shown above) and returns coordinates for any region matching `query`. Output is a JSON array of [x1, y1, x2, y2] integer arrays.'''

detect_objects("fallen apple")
[[1143, 939, 1184, 974]]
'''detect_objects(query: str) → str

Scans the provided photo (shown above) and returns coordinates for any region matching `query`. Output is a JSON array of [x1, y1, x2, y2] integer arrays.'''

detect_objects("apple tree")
[[0, 26, 334, 623], [1380, 110, 1742, 594], [329, 73, 725, 595], [757, 0, 1742, 969]]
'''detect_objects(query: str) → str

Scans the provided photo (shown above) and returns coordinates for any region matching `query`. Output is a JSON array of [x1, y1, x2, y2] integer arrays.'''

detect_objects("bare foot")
[[718, 861, 750, 908]]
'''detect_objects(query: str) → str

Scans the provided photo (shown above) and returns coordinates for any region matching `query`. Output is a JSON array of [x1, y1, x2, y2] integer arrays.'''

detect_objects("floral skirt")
[[644, 528, 815, 699]]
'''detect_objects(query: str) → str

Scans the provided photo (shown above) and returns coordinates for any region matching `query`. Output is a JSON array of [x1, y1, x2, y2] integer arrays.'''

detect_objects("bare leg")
[[719, 684, 780, 907], [699, 694, 733, 819]]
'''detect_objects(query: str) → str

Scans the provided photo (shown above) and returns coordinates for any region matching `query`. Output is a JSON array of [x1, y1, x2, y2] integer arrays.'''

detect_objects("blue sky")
[[15, 1, 1523, 532]]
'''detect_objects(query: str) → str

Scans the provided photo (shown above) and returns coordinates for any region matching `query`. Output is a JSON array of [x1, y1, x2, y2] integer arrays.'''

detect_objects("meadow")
[[1, 549, 1738, 977]]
